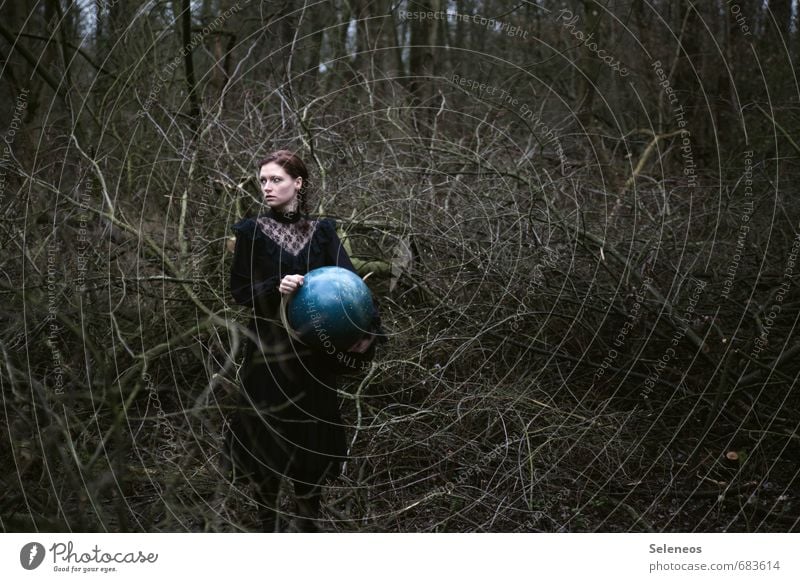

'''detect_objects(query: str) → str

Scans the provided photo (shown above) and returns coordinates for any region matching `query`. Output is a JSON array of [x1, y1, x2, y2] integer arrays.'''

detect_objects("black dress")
[[225, 206, 385, 492]]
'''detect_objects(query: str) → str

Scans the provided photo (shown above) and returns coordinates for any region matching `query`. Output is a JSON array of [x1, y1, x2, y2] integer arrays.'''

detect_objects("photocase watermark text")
[[555, 9, 629, 77], [652, 60, 697, 188], [452, 74, 567, 168], [398, 9, 529, 39], [640, 278, 706, 399], [721, 150, 754, 299]]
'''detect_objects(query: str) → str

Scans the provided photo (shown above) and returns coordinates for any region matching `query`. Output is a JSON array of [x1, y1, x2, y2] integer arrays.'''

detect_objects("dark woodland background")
[[1, 0, 799, 532]]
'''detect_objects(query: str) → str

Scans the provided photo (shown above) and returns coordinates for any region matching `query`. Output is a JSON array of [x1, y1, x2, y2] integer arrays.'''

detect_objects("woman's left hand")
[[348, 335, 374, 353]]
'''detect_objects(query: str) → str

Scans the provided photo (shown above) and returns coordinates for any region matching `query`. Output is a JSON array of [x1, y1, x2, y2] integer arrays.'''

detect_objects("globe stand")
[[279, 293, 308, 346]]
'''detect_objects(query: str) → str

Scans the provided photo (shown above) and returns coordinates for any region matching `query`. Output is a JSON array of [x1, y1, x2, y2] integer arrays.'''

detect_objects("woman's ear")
[[295, 176, 303, 191]]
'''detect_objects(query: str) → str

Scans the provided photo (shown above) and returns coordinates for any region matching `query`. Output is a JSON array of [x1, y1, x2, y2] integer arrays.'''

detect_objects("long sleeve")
[[230, 222, 281, 308]]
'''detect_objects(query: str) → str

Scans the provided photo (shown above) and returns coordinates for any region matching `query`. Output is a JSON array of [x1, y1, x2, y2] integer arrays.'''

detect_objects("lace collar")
[[254, 208, 318, 256]]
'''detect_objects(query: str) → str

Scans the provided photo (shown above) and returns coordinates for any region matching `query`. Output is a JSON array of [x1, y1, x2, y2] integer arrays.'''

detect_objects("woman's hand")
[[348, 334, 375, 353], [278, 274, 304, 295]]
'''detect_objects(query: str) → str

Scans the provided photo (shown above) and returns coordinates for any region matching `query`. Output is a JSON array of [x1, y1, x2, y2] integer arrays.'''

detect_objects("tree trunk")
[[407, 0, 438, 111], [181, 0, 200, 134]]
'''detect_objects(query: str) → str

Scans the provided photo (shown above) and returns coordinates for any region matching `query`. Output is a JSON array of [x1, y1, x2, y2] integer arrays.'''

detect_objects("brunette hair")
[[257, 150, 311, 213]]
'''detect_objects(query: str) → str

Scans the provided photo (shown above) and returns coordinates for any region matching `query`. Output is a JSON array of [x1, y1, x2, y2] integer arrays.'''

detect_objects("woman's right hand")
[[278, 274, 304, 295]]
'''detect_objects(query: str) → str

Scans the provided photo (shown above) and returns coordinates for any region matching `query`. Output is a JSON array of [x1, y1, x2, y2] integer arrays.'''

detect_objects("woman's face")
[[259, 162, 302, 212]]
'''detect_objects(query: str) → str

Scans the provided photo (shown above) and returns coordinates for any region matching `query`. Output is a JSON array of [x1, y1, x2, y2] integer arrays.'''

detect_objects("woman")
[[226, 150, 386, 532]]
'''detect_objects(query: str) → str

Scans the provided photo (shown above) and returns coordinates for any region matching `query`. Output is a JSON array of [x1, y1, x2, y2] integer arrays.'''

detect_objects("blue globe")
[[286, 266, 375, 352]]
